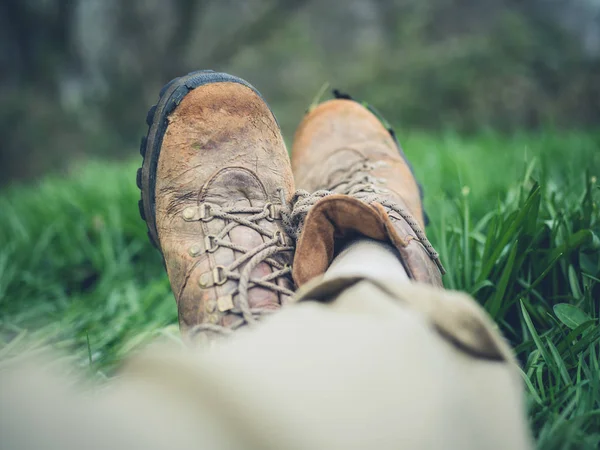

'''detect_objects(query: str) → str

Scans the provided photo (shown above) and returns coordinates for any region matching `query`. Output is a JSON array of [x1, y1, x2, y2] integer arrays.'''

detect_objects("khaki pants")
[[1, 276, 533, 450]]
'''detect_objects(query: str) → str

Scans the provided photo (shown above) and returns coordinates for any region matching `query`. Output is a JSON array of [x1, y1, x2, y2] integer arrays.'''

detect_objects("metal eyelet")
[[207, 314, 220, 324], [199, 203, 214, 222], [188, 244, 202, 257], [217, 294, 234, 312], [182, 207, 196, 221], [273, 230, 287, 246], [265, 203, 279, 221], [198, 272, 213, 288], [205, 299, 217, 313], [205, 235, 218, 253], [213, 265, 227, 286]]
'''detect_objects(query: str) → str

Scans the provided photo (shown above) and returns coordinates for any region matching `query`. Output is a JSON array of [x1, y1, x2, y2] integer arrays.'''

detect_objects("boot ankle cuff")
[[289, 194, 443, 287]]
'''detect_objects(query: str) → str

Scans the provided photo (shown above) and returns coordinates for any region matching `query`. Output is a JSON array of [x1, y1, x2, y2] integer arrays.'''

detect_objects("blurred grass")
[[0, 129, 599, 448]]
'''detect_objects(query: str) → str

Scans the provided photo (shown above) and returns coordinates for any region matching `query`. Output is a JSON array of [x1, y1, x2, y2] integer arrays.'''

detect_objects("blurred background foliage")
[[1, 0, 600, 185]]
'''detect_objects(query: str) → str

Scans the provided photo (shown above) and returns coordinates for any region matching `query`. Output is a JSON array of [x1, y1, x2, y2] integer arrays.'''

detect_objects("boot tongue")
[[202, 168, 268, 208]]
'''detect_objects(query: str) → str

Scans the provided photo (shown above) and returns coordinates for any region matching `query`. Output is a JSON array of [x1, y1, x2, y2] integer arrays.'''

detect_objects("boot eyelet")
[[205, 299, 217, 313], [198, 272, 213, 288], [188, 244, 202, 257], [207, 314, 220, 324], [213, 265, 227, 286], [363, 175, 375, 184], [205, 235, 218, 253], [265, 203, 279, 221], [273, 230, 287, 246], [217, 294, 234, 312], [182, 207, 196, 221], [199, 203, 214, 221]]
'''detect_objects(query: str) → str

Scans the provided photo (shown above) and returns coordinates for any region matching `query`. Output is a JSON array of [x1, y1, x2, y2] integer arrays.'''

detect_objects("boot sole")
[[137, 70, 266, 251]]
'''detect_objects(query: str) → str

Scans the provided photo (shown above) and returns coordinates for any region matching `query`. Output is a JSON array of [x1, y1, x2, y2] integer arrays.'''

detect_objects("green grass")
[[1, 130, 599, 448]]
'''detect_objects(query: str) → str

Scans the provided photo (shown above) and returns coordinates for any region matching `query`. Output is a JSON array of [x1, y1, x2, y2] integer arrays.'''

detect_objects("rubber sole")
[[137, 70, 267, 251]]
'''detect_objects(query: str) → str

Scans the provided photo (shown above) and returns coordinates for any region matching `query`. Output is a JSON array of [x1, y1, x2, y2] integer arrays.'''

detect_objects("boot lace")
[[187, 201, 294, 338], [281, 161, 446, 275]]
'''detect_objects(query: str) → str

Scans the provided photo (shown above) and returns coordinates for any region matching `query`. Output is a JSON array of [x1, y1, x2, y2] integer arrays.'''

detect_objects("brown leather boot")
[[289, 93, 445, 287], [138, 71, 295, 336]]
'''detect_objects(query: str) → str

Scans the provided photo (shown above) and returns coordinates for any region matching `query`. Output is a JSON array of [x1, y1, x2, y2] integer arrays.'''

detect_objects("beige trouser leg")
[[0, 239, 533, 450]]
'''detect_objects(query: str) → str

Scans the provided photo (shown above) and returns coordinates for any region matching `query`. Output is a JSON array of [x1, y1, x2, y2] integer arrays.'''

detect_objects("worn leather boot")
[[289, 94, 445, 287], [138, 71, 295, 336]]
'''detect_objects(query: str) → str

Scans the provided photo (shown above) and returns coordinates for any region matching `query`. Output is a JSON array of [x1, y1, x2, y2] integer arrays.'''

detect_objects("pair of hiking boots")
[[137, 71, 445, 336]]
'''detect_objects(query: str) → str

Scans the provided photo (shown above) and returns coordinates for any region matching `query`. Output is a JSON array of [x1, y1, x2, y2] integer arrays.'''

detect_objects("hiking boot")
[[138, 71, 295, 336], [289, 94, 444, 287]]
